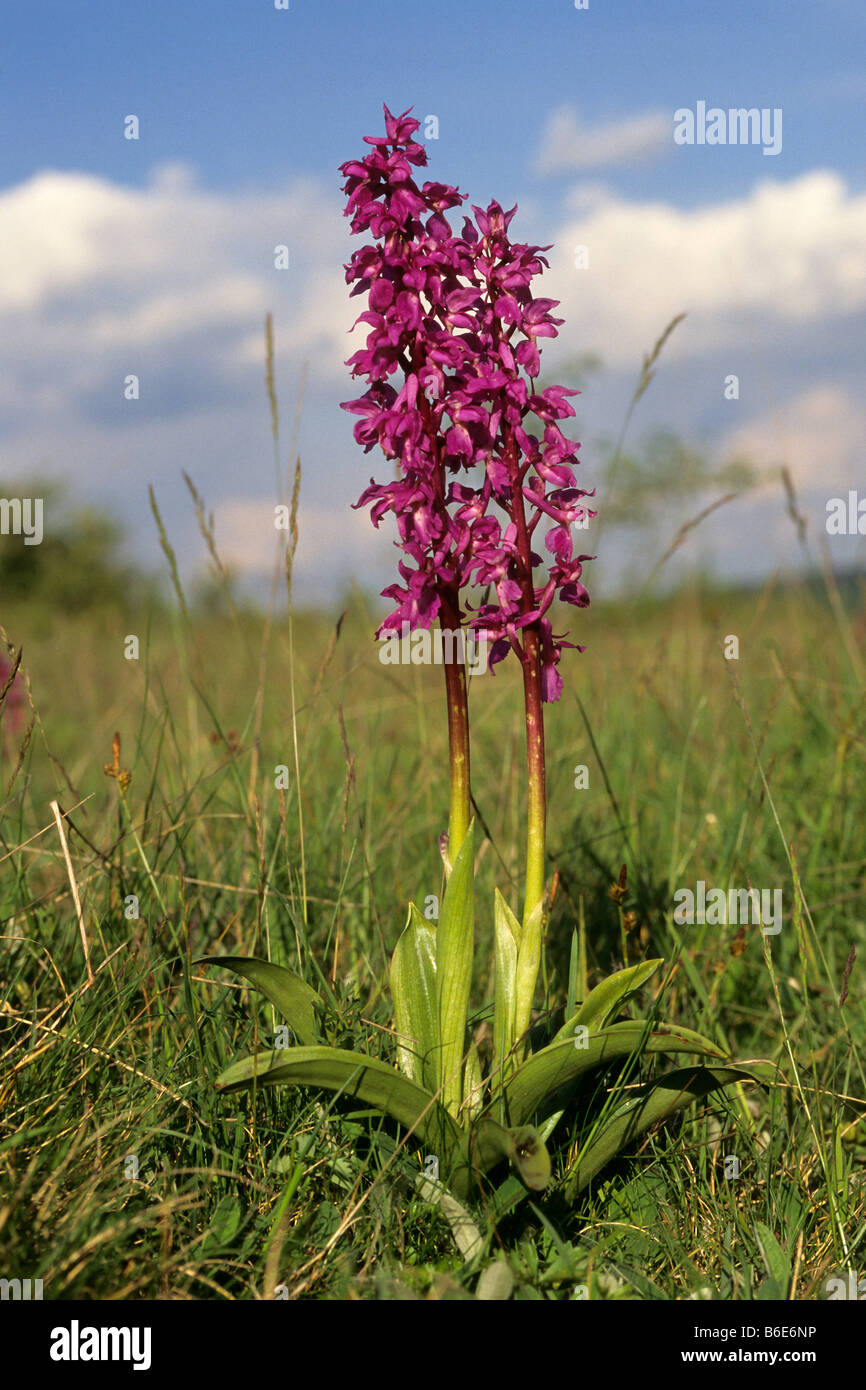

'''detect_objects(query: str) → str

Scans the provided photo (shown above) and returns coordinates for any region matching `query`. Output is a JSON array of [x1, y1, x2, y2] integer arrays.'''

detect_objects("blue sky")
[[5, 0, 864, 197], [1, 0, 865, 601]]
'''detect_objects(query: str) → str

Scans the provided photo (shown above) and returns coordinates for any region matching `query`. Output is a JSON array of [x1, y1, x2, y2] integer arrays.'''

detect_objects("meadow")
[[2, 539, 864, 1300]]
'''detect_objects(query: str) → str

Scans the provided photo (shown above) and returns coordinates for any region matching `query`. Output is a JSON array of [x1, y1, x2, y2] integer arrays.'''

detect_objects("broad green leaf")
[[756, 1278, 788, 1301], [754, 1221, 791, 1295], [216, 1045, 464, 1182], [202, 955, 324, 1045], [505, 1020, 732, 1126], [568, 958, 664, 1033], [472, 1117, 551, 1190], [513, 897, 544, 1057], [436, 819, 475, 1115], [390, 904, 438, 1091], [463, 1038, 484, 1120], [563, 1061, 776, 1199], [492, 889, 519, 1088]]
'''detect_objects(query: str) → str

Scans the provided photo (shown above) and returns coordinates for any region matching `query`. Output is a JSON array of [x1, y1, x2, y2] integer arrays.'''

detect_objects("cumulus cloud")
[[4, 162, 864, 429], [0, 162, 346, 314], [657, 385, 866, 581], [2, 158, 864, 598], [0, 162, 356, 435], [540, 171, 866, 366], [534, 105, 670, 175], [721, 385, 865, 498], [211, 496, 382, 585]]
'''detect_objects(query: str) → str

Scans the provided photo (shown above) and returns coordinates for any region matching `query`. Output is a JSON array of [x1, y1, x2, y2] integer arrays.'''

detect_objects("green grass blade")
[[565, 927, 581, 1025], [463, 1038, 484, 1120], [414, 1173, 483, 1262]]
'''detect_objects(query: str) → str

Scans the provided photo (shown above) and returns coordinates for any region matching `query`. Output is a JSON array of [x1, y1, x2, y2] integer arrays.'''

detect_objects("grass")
[[1, 554, 865, 1300]]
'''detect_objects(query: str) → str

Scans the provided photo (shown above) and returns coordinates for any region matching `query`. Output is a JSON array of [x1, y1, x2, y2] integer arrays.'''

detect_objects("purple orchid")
[[340, 104, 594, 705]]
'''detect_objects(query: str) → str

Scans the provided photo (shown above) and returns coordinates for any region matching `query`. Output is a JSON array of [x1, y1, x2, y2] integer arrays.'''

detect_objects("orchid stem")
[[507, 430, 547, 932], [521, 626, 547, 931], [509, 425, 549, 1049], [440, 596, 471, 869], [511, 625, 548, 1054]]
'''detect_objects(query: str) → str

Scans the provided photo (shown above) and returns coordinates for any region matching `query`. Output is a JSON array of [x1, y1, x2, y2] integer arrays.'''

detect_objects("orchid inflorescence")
[[340, 104, 594, 705]]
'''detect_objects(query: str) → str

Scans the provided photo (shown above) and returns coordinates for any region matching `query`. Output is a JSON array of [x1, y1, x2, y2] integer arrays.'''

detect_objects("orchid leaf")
[[463, 1038, 484, 1120], [562, 1061, 776, 1199], [436, 819, 475, 1115], [754, 1221, 791, 1299], [505, 1020, 731, 1126], [513, 896, 544, 1057], [390, 904, 438, 1091], [216, 1045, 464, 1181], [492, 888, 519, 1090], [202, 955, 324, 1046], [567, 958, 665, 1034]]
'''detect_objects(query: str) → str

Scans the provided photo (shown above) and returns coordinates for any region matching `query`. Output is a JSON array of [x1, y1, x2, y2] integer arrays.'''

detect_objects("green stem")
[[520, 625, 547, 932], [439, 590, 471, 868], [505, 432, 547, 932], [511, 622, 548, 1055], [506, 426, 548, 1049]]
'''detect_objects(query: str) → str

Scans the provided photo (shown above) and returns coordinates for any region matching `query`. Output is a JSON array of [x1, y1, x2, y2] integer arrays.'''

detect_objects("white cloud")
[[211, 496, 381, 581], [541, 171, 866, 366], [721, 385, 865, 498], [89, 276, 269, 348], [0, 164, 356, 405], [4, 162, 864, 421], [1, 159, 864, 598], [535, 105, 670, 175]]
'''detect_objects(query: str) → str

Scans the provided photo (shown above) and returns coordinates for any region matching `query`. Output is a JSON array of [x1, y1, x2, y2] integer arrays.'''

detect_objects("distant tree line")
[[0, 478, 160, 610]]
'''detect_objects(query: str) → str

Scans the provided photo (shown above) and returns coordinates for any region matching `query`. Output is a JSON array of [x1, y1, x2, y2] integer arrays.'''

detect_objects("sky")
[[1, 0, 865, 605]]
